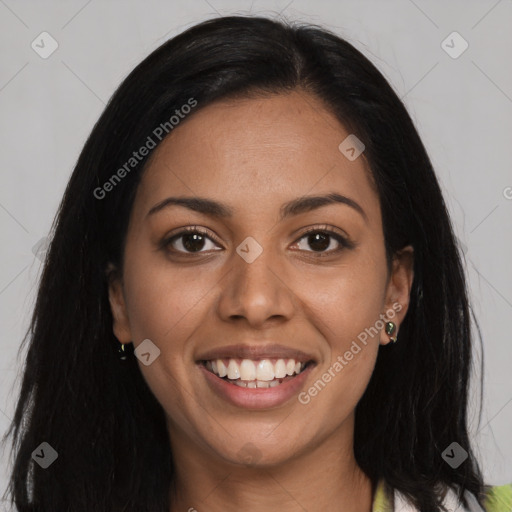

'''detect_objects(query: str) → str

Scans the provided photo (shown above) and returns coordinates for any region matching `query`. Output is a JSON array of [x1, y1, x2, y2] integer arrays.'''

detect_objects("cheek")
[[294, 260, 387, 347], [295, 270, 383, 432], [299, 343, 378, 442], [121, 255, 217, 415], [122, 254, 215, 345], [289, 253, 386, 414]]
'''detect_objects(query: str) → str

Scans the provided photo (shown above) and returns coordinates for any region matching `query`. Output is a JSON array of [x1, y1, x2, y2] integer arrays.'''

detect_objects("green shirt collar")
[[371, 478, 512, 512]]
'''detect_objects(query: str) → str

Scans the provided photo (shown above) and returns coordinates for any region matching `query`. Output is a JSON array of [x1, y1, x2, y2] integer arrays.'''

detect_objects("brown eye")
[[161, 227, 221, 254], [293, 226, 354, 256], [178, 232, 208, 252], [303, 232, 332, 252]]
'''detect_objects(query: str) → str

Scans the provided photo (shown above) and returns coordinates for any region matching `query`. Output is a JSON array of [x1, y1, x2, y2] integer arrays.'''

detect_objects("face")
[[108, 90, 414, 468]]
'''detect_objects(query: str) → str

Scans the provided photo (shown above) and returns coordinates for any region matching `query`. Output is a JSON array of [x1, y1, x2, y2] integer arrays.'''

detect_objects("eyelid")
[[159, 225, 221, 251], [298, 223, 350, 240]]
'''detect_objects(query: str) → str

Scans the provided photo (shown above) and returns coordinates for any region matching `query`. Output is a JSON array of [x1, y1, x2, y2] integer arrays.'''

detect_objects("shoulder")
[[480, 483, 512, 512], [439, 483, 512, 512], [372, 479, 512, 512]]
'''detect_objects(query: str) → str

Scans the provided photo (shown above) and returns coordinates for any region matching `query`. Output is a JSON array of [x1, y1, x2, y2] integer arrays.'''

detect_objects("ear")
[[380, 245, 414, 345], [105, 263, 132, 344]]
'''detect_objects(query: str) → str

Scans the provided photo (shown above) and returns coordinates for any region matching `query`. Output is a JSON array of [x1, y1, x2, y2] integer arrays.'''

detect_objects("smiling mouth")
[[200, 358, 315, 388]]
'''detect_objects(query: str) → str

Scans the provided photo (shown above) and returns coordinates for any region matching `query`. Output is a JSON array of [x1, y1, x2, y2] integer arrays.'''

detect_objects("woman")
[[2, 15, 511, 512]]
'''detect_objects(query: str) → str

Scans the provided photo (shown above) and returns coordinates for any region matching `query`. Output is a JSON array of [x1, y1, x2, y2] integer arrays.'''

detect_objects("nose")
[[216, 242, 296, 328]]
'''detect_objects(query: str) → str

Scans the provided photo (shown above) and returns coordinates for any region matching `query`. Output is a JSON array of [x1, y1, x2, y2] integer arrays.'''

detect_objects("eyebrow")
[[146, 192, 368, 223]]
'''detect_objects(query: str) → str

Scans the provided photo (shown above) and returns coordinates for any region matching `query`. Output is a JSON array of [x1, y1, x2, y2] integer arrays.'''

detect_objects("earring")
[[115, 339, 134, 360], [385, 321, 398, 344]]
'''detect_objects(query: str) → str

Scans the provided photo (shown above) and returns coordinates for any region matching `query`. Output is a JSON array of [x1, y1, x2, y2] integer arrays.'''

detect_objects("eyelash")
[[160, 224, 354, 258]]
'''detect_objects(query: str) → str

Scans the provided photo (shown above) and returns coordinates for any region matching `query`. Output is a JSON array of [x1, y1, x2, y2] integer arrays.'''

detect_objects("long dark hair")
[[2, 15, 484, 512]]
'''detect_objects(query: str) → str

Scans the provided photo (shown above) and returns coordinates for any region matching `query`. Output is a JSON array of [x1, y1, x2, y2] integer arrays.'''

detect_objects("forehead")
[[132, 90, 379, 224]]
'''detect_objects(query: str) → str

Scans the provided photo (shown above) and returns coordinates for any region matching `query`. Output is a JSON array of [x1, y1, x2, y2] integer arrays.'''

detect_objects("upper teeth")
[[205, 358, 305, 381]]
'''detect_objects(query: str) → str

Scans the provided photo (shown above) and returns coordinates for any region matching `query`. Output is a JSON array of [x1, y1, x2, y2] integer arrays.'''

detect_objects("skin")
[[108, 89, 414, 512]]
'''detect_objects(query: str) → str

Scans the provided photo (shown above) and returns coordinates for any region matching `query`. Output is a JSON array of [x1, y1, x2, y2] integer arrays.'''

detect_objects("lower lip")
[[198, 363, 315, 410]]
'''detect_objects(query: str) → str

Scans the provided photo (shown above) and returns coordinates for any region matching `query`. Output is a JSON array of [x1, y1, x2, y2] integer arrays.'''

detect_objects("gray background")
[[1, 0, 511, 504]]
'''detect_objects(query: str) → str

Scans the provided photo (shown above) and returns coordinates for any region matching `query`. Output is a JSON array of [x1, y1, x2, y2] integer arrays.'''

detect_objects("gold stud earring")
[[115, 338, 134, 360]]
